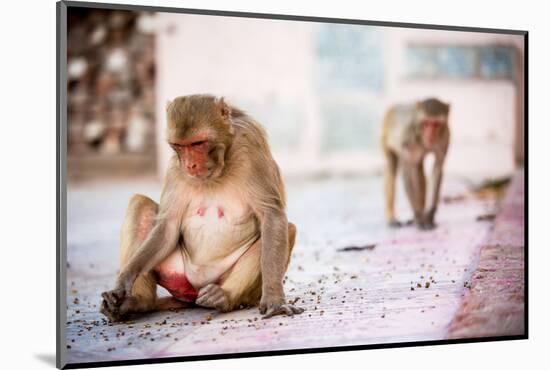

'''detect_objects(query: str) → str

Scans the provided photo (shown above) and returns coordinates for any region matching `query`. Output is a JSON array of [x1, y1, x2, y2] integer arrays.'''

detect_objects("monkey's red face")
[[170, 136, 214, 180], [421, 117, 445, 147]]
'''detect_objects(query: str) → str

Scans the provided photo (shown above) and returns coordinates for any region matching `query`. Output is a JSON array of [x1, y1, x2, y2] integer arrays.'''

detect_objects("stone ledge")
[[447, 170, 525, 339]]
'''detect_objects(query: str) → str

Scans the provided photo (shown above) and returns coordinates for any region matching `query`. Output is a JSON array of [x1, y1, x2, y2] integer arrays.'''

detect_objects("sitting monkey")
[[100, 95, 303, 321], [381, 98, 450, 230]]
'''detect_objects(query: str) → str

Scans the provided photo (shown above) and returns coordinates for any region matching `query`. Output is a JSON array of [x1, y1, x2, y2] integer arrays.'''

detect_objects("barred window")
[[406, 45, 516, 80]]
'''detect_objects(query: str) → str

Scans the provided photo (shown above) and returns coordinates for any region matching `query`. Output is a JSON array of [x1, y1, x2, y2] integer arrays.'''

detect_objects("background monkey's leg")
[[384, 149, 400, 226], [425, 156, 445, 226], [403, 164, 424, 224], [403, 163, 432, 229], [415, 162, 426, 216], [196, 223, 297, 312]]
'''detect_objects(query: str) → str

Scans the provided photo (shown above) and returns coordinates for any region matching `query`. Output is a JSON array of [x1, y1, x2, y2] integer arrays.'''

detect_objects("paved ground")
[[448, 170, 525, 338], [65, 174, 509, 366]]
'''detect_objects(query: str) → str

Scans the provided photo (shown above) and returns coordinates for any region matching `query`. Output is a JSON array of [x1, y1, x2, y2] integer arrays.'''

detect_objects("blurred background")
[[64, 9, 525, 359], [67, 9, 157, 179], [66, 9, 524, 183]]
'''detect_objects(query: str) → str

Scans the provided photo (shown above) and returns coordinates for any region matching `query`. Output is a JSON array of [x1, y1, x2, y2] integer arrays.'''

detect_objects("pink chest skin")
[[196, 205, 224, 218]]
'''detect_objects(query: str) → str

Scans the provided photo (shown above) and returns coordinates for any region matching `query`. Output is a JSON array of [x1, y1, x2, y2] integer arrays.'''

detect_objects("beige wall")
[[155, 14, 524, 181], [382, 28, 524, 179], [154, 13, 316, 177]]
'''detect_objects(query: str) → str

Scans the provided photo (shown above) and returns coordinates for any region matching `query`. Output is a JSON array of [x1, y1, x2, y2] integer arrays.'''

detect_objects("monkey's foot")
[[388, 219, 403, 228], [259, 297, 305, 319], [416, 214, 436, 230], [418, 221, 436, 231], [195, 283, 230, 312]]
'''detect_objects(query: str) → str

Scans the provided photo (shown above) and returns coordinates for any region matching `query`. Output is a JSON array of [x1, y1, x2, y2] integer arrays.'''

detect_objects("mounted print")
[[57, 1, 527, 368]]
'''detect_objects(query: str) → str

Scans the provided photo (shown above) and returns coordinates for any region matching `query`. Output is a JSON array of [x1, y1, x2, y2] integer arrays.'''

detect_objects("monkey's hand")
[[196, 283, 231, 312], [100, 270, 137, 318], [100, 287, 133, 322], [259, 294, 304, 319]]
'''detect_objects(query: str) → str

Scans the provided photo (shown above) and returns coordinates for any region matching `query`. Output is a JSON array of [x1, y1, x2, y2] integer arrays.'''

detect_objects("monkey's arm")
[[116, 216, 180, 293], [425, 151, 446, 226], [258, 208, 302, 318], [260, 209, 288, 297]]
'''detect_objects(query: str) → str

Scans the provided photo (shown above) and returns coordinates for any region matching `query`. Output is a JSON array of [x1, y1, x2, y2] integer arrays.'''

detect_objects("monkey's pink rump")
[[157, 272, 198, 302]]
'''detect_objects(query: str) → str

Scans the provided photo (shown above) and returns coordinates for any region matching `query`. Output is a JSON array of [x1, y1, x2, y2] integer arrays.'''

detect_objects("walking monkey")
[[381, 98, 450, 230]]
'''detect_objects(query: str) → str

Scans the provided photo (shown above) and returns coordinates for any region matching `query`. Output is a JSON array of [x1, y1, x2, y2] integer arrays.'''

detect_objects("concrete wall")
[[382, 28, 524, 180], [154, 14, 316, 177], [155, 13, 524, 181]]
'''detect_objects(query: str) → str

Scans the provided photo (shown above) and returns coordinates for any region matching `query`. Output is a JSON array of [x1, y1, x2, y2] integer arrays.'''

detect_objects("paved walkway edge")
[[446, 170, 525, 339]]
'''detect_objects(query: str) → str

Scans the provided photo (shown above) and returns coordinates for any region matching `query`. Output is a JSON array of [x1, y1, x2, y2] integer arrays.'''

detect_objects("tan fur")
[[219, 222, 296, 311], [381, 98, 450, 229], [100, 194, 188, 319], [119, 194, 157, 305], [101, 95, 302, 321]]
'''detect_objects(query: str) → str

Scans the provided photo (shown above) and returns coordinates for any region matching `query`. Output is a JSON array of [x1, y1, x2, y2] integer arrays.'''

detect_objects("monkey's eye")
[[191, 140, 207, 147], [423, 119, 441, 127]]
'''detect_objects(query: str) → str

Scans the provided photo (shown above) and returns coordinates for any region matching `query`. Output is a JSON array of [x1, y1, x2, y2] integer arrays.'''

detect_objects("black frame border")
[[56, 1, 529, 369]]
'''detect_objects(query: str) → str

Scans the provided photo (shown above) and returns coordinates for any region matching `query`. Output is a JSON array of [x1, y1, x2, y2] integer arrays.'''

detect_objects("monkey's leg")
[[402, 162, 426, 228], [411, 162, 433, 230], [413, 162, 439, 230], [424, 156, 445, 229], [416, 162, 426, 216], [384, 149, 401, 227], [196, 223, 301, 317], [101, 194, 186, 321]]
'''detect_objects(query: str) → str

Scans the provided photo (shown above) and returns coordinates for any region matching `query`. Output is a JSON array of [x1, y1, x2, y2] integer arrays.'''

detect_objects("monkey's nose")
[[185, 163, 202, 176]]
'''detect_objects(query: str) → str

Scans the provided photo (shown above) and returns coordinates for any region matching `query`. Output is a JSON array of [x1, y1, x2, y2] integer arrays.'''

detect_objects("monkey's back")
[[228, 110, 287, 210]]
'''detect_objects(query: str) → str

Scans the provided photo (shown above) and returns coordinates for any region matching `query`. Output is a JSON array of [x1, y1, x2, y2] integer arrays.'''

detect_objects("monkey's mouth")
[[183, 162, 223, 181], [186, 168, 213, 180], [188, 171, 210, 180], [424, 134, 437, 146]]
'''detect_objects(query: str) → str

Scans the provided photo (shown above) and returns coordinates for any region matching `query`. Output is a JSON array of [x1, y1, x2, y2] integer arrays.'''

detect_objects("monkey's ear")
[[218, 97, 232, 119]]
